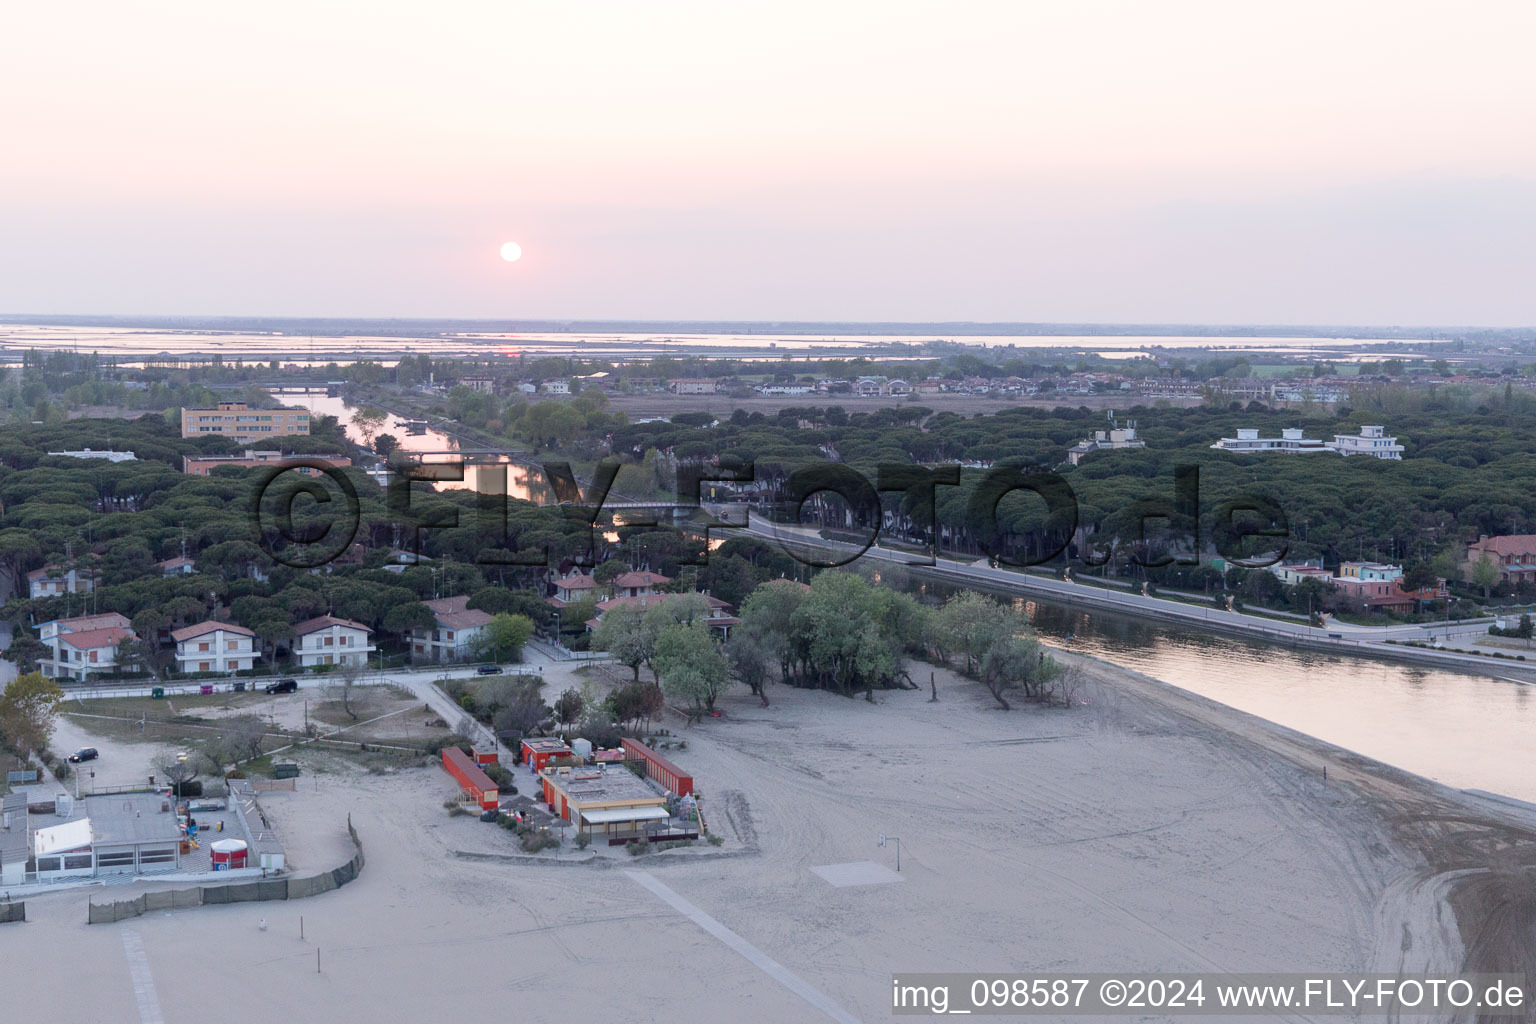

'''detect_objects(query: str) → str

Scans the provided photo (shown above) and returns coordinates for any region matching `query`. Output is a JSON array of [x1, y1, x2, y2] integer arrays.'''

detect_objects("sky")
[[3, 0, 1536, 325]]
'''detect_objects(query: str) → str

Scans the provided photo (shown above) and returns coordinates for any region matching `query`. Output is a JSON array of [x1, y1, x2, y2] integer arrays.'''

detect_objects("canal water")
[[1023, 598, 1536, 803]]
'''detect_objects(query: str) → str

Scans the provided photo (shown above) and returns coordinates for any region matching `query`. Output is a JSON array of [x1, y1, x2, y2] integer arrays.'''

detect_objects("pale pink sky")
[[3, 1, 1536, 323]]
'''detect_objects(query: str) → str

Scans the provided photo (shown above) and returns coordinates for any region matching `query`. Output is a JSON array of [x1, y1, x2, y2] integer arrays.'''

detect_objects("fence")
[[87, 815, 364, 925], [249, 778, 297, 793], [0, 902, 23, 925]]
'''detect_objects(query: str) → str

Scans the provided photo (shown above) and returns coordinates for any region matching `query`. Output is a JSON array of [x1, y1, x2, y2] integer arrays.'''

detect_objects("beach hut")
[[210, 838, 248, 870]]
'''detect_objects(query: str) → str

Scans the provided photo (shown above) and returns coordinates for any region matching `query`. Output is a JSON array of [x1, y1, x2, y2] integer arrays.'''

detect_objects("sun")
[[500, 241, 522, 263]]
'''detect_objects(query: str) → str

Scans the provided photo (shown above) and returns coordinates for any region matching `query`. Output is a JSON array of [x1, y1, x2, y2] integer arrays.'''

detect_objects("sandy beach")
[[8, 652, 1536, 1023]]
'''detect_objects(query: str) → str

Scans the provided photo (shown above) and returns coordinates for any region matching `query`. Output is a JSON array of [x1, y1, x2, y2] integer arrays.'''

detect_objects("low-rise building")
[[293, 615, 374, 668], [37, 612, 133, 680], [158, 556, 197, 576], [539, 763, 670, 845], [1462, 535, 1536, 586], [1065, 421, 1146, 466], [27, 564, 98, 599], [409, 595, 492, 662], [459, 375, 496, 393], [29, 793, 183, 882], [1210, 427, 1332, 454], [546, 571, 600, 608], [45, 448, 137, 462], [611, 570, 669, 598], [173, 620, 257, 674], [539, 379, 572, 395], [182, 450, 352, 475], [1330, 425, 1404, 459], [669, 378, 717, 395]]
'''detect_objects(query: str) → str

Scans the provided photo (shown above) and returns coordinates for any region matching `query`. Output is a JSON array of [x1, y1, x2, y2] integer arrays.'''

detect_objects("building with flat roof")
[[1330, 425, 1404, 460], [30, 792, 184, 881], [1211, 427, 1331, 454], [46, 448, 137, 462], [180, 402, 310, 441], [182, 449, 350, 475], [540, 764, 669, 843]]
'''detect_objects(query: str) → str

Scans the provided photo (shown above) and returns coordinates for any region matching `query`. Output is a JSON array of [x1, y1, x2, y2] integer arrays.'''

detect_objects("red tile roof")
[[612, 571, 671, 588], [423, 595, 493, 631], [293, 615, 370, 635], [171, 620, 254, 643], [58, 626, 134, 650]]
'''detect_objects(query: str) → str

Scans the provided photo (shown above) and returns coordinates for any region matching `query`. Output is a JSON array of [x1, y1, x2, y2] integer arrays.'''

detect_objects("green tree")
[[0, 671, 64, 760], [1472, 552, 1500, 600], [476, 612, 535, 663], [591, 603, 655, 681], [653, 621, 731, 711], [979, 634, 1060, 710]]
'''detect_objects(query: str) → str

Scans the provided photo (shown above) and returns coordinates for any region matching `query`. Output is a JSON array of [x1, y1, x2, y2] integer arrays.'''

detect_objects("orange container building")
[[621, 738, 694, 796], [442, 747, 499, 810]]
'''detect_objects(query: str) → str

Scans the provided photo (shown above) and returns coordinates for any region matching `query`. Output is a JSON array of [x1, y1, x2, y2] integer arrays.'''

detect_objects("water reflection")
[[936, 582, 1536, 802]]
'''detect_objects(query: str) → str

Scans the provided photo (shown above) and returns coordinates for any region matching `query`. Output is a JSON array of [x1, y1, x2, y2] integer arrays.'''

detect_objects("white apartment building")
[[409, 595, 492, 662], [37, 613, 137, 681], [293, 615, 374, 668], [172, 620, 257, 674], [1331, 425, 1404, 459]]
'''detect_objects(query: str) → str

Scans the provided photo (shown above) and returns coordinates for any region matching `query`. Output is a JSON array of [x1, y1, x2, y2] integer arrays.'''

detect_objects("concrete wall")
[[88, 815, 363, 925]]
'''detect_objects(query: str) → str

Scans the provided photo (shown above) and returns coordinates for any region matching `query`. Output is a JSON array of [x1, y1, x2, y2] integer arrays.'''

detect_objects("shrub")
[[442, 798, 459, 809], [706, 832, 724, 847], [51, 761, 71, 782], [446, 805, 470, 817], [625, 841, 648, 856], [483, 763, 512, 787], [575, 833, 591, 850], [519, 831, 559, 853]]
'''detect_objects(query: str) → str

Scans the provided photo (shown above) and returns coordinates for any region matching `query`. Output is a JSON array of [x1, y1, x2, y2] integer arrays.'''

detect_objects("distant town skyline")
[[4, 1, 1536, 325]]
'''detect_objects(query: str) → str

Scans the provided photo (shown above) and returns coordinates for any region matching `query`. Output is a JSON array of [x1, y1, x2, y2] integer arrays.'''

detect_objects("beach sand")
[[9, 653, 1536, 1023]]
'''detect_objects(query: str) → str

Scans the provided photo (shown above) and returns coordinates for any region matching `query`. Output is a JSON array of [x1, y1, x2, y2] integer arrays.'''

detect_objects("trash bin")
[[151, 686, 165, 699], [200, 684, 213, 695], [233, 681, 246, 692]]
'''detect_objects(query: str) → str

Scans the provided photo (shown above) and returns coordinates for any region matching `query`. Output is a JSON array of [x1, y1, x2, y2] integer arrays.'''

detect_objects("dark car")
[[476, 665, 503, 675], [265, 678, 299, 694], [68, 747, 99, 763]]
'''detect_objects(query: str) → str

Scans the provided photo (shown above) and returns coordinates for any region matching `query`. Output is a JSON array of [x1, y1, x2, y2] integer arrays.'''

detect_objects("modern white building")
[[1066, 420, 1146, 466], [539, 379, 572, 395], [1330, 425, 1404, 459], [172, 620, 257, 674], [409, 595, 492, 663], [1210, 427, 1332, 454], [293, 615, 374, 668], [46, 448, 137, 462]]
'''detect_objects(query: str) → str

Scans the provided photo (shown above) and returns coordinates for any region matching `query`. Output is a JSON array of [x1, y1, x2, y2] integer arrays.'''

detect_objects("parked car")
[[68, 747, 99, 763], [265, 678, 299, 694], [476, 665, 503, 675]]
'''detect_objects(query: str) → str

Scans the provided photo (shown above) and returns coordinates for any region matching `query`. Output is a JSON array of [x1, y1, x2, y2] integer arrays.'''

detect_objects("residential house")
[[27, 564, 98, 599], [546, 571, 601, 608], [459, 376, 495, 393], [38, 612, 136, 681], [611, 570, 670, 598], [172, 621, 257, 675], [158, 556, 196, 576], [293, 615, 374, 668], [668, 379, 717, 395], [1065, 420, 1146, 466], [539, 380, 572, 395], [586, 592, 740, 639], [1462, 535, 1536, 586], [410, 596, 492, 663]]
